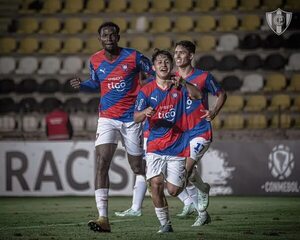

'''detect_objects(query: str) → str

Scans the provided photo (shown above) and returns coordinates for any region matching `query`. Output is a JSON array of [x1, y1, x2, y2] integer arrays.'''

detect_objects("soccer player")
[[70, 22, 154, 233], [134, 49, 202, 233], [174, 40, 227, 226]]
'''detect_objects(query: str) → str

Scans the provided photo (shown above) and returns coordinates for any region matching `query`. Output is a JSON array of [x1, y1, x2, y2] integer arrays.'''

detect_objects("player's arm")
[[173, 76, 202, 99], [134, 91, 155, 123], [134, 107, 155, 123], [136, 52, 155, 86]]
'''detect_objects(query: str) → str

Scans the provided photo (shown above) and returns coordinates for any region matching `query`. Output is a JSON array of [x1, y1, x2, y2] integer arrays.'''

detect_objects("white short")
[[146, 153, 186, 187], [190, 137, 211, 162], [95, 117, 143, 156]]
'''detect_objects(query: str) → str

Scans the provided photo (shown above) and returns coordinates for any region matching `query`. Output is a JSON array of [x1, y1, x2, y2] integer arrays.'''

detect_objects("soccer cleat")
[[176, 203, 196, 218], [197, 183, 210, 212], [157, 221, 174, 233], [114, 208, 142, 217], [192, 211, 211, 227], [88, 216, 111, 233]]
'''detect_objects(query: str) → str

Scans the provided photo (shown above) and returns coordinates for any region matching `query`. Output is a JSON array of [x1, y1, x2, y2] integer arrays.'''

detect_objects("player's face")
[[174, 45, 193, 68], [153, 54, 173, 80], [99, 26, 120, 52]]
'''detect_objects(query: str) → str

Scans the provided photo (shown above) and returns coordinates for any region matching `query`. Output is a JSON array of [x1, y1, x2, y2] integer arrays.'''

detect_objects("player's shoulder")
[[90, 50, 105, 62], [120, 47, 140, 55], [141, 79, 156, 93], [194, 68, 214, 80]]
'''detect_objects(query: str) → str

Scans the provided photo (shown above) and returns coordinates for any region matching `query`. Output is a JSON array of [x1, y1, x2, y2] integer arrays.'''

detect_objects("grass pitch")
[[0, 196, 299, 240]]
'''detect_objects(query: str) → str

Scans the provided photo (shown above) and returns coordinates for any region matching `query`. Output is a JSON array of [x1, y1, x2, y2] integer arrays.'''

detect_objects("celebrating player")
[[70, 22, 154, 233], [174, 40, 227, 226], [134, 49, 202, 233]]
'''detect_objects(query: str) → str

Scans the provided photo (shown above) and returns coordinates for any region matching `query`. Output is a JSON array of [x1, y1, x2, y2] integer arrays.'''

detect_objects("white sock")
[[186, 184, 198, 207], [131, 175, 147, 211], [95, 188, 109, 218], [155, 206, 169, 226], [177, 188, 193, 206]]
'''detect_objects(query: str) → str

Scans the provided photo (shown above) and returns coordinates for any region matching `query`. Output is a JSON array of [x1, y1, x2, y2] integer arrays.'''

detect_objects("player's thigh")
[[95, 117, 121, 146], [120, 121, 143, 156], [190, 137, 211, 162], [145, 153, 167, 181], [165, 156, 186, 188]]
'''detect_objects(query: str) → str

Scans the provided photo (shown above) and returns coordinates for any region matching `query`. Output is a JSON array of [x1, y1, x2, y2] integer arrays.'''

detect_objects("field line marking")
[[0, 219, 136, 230]]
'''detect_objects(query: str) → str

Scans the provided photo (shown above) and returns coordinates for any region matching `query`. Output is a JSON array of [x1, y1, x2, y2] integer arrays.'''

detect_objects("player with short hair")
[[174, 40, 227, 226], [70, 22, 154, 233], [134, 49, 202, 233]]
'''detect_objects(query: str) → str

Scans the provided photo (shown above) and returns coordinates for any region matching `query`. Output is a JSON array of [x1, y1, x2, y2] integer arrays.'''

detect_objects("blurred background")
[[0, 0, 299, 196]]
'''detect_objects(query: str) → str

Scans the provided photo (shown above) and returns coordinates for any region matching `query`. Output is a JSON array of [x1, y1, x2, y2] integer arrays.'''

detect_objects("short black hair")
[[175, 40, 196, 54], [98, 22, 120, 35], [152, 48, 173, 64]]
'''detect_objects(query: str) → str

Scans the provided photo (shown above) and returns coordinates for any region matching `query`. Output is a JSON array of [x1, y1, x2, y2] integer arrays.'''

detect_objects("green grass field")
[[0, 196, 299, 240]]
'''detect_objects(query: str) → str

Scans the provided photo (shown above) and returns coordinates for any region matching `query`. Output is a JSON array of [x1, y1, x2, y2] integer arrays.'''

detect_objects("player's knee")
[[167, 188, 181, 197]]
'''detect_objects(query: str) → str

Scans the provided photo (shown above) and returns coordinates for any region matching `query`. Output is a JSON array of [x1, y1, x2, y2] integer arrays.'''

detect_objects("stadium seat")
[[152, 36, 173, 50], [150, 17, 171, 33], [0, 37, 16, 54], [194, 55, 217, 71], [64, 98, 85, 113], [176, 35, 194, 43], [285, 0, 300, 9], [240, 33, 261, 49], [128, 0, 149, 13], [0, 57, 16, 74], [268, 94, 291, 111], [196, 35, 216, 52], [84, 0, 105, 13], [0, 98, 17, 114], [264, 54, 286, 70], [39, 38, 61, 54], [286, 53, 300, 71], [106, 0, 127, 12], [264, 73, 286, 91], [262, 0, 282, 10], [217, 34, 238, 51], [222, 95, 244, 112], [287, 74, 300, 91], [291, 96, 300, 111], [18, 37, 39, 54], [62, 18, 83, 34], [16, 78, 39, 94], [218, 55, 240, 71], [40, 0, 61, 13], [130, 36, 150, 52], [244, 95, 267, 112], [221, 76, 242, 92], [247, 114, 268, 129], [218, 15, 238, 32], [61, 38, 83, 54], [263, 34, 284, 49], [130, 17, 149, 32], [285, 33, 300, 49], [0, 115, 17, 132], [22, 114, 41, 132], [271, 114, 292, 129], [40, 97, 62, 113], [118, 37, 128, 48], [84, 18, 104, 34], [60, 57, 83, 74], [87, 98, 100, 113], [218, 0, 237, 10], [194, 0, 215, 12], [39, 18, 61, 34], [15, 57, 38, 75], [239, 0, 260, 10], [242, 54, 263, 70], [211, 115, 222, 130], [17, 18, 39, 34], [18, 97, 39, 113], [240, 15, 261, 31], [0, 78, 15, 94], [70, 113, 86, 133], [150, 0, 172, 12], [38, 78, 60, 94], [173, 0, 193, 12], [294, 115, 300, 129], [82, 38, 100, 54], [38, 57, 61, 74], [173, 16, 194, 33], [111, 18, 128, 33], [62, 0, 84, 13], [223, 114, 245, 129], [194, 16, 216, 32], [86, 114, 98, 132], [240, 74, 264, 92]]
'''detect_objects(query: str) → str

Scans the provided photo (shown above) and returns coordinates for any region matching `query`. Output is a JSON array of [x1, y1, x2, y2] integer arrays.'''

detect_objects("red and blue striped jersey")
[[179, 68, 222, 141], [80, 48, 154, 122], [135, 80, 190, 157]]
